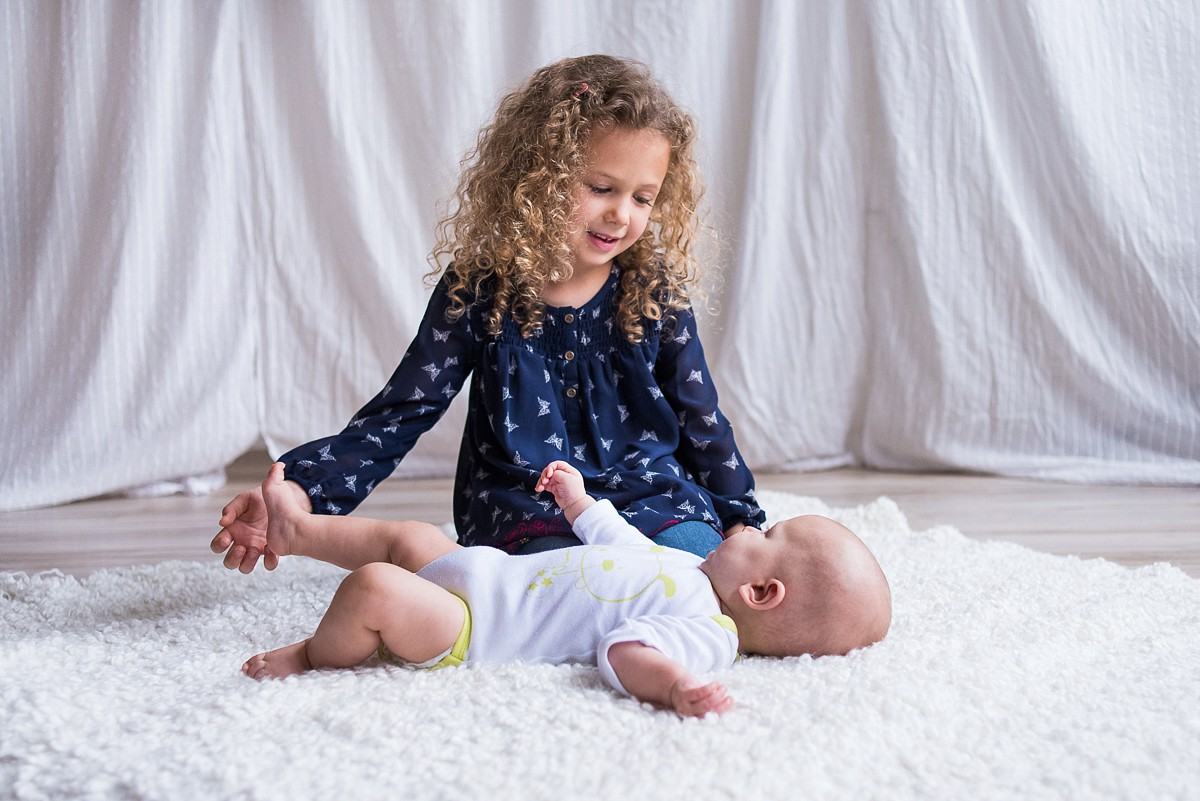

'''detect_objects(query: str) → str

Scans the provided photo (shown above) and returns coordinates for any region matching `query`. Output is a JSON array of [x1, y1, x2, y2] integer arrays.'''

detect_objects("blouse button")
[[564, 313, 575, 324], [566, 387, 578, 398], [564, 350, 575, 361]]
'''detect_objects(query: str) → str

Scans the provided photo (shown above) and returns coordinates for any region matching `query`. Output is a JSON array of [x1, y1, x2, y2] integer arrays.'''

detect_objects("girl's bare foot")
[[261, 462, 307, 558], [242, 640, 313, 680]]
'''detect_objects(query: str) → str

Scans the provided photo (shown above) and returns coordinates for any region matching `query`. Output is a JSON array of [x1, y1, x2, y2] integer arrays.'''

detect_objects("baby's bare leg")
[[243, 562, 465, 680], [261, 462, 460, 572]]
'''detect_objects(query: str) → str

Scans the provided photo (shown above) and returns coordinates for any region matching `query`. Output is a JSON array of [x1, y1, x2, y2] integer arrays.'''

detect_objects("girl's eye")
[[635, 195, 654, 206], [589, 185, 610, 195]]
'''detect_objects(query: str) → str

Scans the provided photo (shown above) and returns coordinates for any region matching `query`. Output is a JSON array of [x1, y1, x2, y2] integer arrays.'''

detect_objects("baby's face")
[[703, 515, 891, 656], [700, 516, 818, 597]]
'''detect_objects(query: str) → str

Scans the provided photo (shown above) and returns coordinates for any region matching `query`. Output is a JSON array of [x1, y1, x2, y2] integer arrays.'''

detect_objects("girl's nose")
[[606, 197, 631, 224]]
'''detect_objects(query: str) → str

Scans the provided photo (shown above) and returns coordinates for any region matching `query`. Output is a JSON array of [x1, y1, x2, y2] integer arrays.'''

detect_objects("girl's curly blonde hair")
[[428, 54, 704, 343]]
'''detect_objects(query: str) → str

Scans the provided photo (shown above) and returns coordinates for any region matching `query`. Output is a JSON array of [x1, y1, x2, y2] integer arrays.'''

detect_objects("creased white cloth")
[[2, 1, 1197, 510]]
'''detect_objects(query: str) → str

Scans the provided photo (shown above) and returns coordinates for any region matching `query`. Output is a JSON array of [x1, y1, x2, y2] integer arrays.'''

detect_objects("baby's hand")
[[669, 678, 735, 718], [535, 461, 592, 521], [536, 460, 583, 504]]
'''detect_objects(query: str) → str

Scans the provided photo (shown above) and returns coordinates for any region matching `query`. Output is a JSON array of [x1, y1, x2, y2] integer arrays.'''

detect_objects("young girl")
[[212, 54, 764, 569]]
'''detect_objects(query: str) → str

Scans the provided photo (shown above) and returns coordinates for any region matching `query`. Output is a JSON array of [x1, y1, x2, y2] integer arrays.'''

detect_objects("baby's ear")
[[738, 579, 785, 611]]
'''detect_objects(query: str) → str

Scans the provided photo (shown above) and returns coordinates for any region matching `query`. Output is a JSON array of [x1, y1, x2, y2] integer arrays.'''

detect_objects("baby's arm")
[[535, 461, 595, 525], [606, 641, 734, 718]]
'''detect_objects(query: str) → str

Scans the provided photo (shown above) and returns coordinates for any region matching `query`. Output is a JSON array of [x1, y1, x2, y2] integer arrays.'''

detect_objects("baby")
[[242, 461, 891, 717]]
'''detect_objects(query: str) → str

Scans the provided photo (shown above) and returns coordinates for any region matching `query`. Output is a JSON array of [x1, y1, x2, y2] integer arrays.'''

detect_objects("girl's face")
[[568, 126, 671, 274]]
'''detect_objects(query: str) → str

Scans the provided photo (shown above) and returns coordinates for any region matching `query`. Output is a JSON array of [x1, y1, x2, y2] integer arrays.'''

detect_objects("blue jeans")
[[514, 520, 722, 558]]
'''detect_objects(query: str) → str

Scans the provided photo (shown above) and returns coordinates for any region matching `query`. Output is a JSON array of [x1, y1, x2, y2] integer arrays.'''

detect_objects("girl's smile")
[[587, 230, 620, 251]]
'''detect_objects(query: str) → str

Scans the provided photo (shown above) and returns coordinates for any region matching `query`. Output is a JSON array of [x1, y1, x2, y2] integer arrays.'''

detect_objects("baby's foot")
[[261, 462, 306, 558], [242, 640, 313, 680]]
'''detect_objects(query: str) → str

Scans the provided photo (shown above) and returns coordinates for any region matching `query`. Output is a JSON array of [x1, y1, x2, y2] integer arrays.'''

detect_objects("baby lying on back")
[[242, 460, 891, 717]]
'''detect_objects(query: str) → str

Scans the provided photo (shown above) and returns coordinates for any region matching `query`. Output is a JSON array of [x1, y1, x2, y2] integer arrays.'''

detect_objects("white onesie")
[[416, 500, 739, 696]]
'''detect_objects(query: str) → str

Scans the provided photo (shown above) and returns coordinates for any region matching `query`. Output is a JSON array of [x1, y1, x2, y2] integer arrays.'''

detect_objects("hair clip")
[[572, 81, 590, 100]]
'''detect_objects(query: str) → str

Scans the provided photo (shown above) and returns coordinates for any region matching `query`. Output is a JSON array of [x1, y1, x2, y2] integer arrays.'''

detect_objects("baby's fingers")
[[675, 681, 733, 718], [535, 461, 568, 491]]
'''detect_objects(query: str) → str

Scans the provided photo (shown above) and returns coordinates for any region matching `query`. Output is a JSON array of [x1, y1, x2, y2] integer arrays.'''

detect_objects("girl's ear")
[[738, 579, 785, 611]]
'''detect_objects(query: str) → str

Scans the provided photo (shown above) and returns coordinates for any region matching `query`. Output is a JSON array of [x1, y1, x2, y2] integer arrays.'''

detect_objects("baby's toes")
[[242, 654, 265, 677]]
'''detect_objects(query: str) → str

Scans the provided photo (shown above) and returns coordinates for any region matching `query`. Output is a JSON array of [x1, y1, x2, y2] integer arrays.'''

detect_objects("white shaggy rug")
[[2, 491, 1198, 801]]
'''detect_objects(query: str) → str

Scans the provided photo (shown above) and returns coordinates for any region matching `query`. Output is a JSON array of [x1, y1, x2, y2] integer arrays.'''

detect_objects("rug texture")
[[2, 491, 1198, 801]]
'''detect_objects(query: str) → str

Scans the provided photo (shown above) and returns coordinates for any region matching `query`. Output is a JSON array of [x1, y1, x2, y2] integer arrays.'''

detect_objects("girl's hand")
[[211, 472, 312, 573], [212, 487, 274, 573]]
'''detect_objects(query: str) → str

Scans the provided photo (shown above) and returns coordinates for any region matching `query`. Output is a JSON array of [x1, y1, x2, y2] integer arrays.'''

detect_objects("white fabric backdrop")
[[2, 0, 1197, 511]]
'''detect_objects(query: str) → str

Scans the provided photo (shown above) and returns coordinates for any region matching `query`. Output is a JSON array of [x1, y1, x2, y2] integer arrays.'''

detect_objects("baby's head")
[[700, 515, 891, 658]]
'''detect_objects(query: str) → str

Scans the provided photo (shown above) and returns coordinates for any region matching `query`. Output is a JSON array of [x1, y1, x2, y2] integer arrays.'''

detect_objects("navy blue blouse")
[[282, 264, 765, 552]]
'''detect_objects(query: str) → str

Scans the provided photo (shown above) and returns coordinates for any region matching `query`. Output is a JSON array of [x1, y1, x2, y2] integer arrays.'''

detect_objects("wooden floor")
[[1, 449, 1196, 577]]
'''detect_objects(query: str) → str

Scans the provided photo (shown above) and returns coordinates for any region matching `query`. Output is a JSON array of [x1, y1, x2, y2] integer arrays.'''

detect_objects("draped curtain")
[[3, 0, 1197, 511]]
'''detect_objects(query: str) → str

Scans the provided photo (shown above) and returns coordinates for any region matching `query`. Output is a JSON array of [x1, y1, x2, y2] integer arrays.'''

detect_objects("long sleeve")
[[280, 274, 478, 514], [571, 498, 651, 547], [654, 307, 765, 530]]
